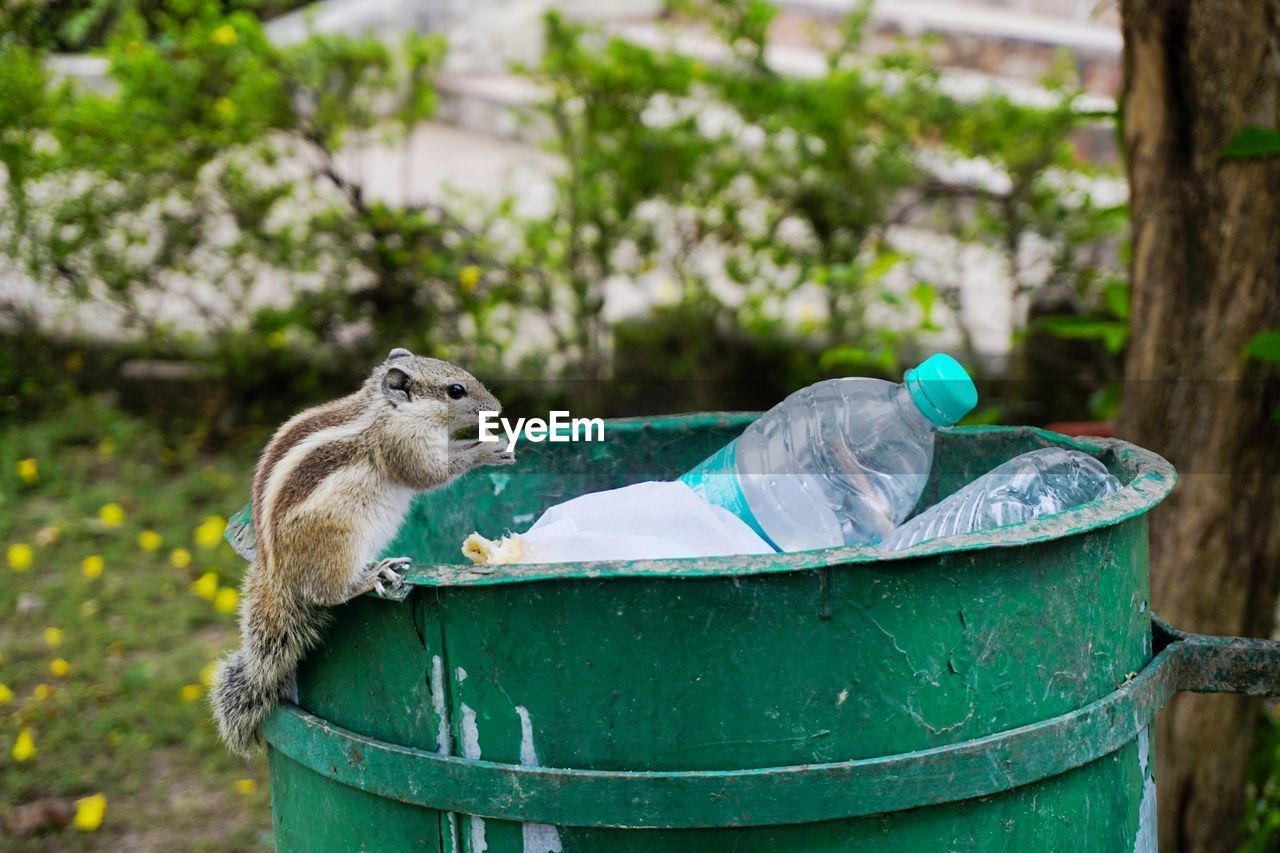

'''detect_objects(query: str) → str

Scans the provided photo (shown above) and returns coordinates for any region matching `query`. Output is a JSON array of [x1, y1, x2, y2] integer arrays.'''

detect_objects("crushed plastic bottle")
[[878, 447, 1122, 551], [679, 354, 978, 551]]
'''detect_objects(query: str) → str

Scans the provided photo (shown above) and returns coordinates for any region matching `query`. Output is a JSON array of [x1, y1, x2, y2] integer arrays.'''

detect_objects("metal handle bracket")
[[1154, 617, 1280, 697]]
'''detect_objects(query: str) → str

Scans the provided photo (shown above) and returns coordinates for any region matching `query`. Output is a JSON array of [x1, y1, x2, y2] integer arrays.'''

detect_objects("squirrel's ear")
[[382, 367, 411, 406], [386, 347, 414, 361]]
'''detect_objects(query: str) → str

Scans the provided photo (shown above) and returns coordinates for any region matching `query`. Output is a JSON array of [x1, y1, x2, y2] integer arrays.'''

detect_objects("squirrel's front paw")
[[366, 556, 410, 599]]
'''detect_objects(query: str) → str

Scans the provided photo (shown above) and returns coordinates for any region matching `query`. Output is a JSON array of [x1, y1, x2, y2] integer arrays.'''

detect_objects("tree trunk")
[[1118, 2, 1280, 851]]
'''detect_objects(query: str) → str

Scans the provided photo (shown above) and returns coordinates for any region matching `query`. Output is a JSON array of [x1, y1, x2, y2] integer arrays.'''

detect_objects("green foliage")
[[1245, 710, 1280, 852], [516, 3, 1124, 397], [1025, 276, 1129, 423], [1242, 329, 1280, 364], [1031, 285, 1128, 355], [0, 0, 310, 52], [1219, 126, 1280, 163], [0, 44, 52, 261], [513, 11, 719, 380], [1, 4, 524, 409], [2, 0, 1126, 425], [1242, 329, 1280, 421]]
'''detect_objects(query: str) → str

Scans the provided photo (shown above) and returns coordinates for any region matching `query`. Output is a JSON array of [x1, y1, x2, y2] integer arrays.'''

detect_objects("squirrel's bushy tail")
[[210, 594, 323, 758], [210, 650, 287, 758]]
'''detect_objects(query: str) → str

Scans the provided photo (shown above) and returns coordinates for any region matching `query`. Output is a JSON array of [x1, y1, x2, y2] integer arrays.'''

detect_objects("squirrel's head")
[[370, 348, 501, 449]]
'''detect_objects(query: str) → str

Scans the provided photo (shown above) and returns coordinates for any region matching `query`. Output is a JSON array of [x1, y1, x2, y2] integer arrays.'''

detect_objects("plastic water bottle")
[[878, 447, 1122, 551], [679, 354, 978, 551]]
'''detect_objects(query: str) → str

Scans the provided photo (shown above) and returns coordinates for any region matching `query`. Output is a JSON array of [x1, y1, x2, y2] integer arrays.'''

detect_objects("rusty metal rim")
[[261, 620, 1276, 829], [401, 420, 1177, 589]]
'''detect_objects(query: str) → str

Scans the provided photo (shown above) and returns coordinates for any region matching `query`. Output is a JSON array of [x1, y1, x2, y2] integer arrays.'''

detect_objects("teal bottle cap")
[[904, 353, 978, 426]]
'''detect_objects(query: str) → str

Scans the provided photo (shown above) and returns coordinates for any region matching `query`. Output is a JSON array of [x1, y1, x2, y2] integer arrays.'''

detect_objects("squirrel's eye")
[[447, 384, 467, 400]]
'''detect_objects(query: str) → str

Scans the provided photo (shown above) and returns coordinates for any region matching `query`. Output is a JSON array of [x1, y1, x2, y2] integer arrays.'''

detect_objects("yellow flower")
[[43, 627, 62, 650], [234, 778, 258, 795], [11, 728, 35, 762], [214, 587, 240, 615], [97, 438, 117, 458], [73, 793, 107, 831], [138, 530, 163, 552], [17, 458, 38, 485], [98, 503, 125, 528], [82, 555, 104, 579], [214, 97, 235, 119], [49, 658, 70, 678], [179, 684, 202, 703], [459, 265, 482, 292], [195, 516, 226, 550], [170, 547, 192, 569], [211, 24, 237, 46], [0, 684, 13, 705], [7, 543, 33, 571], [192, 572, 219, 601], [199, 661, 218, 689], [33, 683, 54, 701]]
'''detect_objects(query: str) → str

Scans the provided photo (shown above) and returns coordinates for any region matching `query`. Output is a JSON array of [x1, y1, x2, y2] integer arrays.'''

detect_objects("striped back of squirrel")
[[250, 394, 368, 574]]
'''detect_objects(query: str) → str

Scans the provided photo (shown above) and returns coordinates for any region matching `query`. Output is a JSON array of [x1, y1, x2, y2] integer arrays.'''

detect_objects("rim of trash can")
[[403, 417, 1176, 589]]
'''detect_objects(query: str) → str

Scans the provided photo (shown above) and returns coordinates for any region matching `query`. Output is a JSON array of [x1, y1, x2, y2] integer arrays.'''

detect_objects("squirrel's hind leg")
[[288, 522, 408, 605]]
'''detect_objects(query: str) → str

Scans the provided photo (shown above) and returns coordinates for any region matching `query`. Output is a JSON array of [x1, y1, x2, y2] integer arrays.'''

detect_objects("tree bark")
[[1118, 2, 1280, 851]]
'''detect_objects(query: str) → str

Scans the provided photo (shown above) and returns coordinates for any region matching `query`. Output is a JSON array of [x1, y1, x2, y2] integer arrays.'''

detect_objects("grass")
[[1246, 710, 1280, 851], [0, 397, 271, 849]]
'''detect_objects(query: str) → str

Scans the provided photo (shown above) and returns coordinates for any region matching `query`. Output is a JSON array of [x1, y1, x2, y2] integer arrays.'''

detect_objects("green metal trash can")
[[257, 417, 1280, 851]]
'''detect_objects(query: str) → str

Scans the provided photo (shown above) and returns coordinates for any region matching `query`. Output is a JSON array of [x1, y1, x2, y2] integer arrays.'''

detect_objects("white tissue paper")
[[462, 481, 774, 565]]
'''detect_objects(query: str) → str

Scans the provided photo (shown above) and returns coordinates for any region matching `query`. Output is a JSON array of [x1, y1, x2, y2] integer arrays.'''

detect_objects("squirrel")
[[210, 348, 513, 756]]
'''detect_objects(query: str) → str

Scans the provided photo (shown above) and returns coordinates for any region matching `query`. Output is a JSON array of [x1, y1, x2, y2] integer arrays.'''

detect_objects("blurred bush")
[[0, 0, 310, 52], [0, 0, 1126, 431]]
